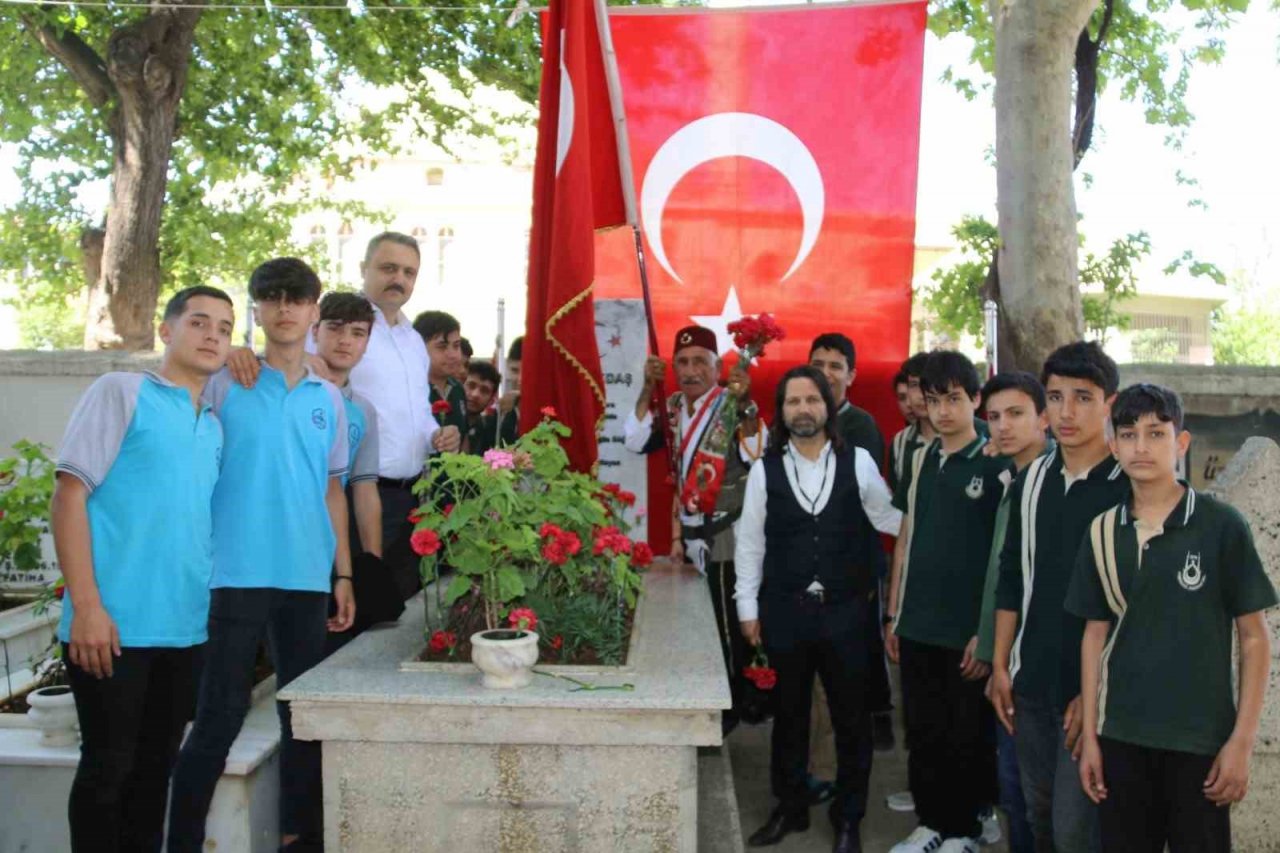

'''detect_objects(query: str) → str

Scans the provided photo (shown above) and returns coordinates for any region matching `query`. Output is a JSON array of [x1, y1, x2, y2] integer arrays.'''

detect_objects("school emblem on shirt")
[[348, 423, 360, 447], [1178, 552, 1205, 591], [965, 475, 985, 500], [311, 408, 327, 430]]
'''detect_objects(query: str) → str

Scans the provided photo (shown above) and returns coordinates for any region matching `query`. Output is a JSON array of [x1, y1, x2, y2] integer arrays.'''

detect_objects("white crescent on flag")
[[555, 30, 574, 177], [639, 112, 825, 284]]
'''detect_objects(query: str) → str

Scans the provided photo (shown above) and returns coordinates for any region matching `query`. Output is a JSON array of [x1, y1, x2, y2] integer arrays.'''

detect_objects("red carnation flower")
[[551, 634, 564, 650], [53, 581, 66, 600], [562, 531, 582, 556], [508, 608, 538, 632], [408, 507, 424, 523], [428, 630, 457, 654], [410, 528, 442, 556], [542, 540, 569, 566], [602, 482, 621, 495], [617, 489, 636, 507], [540, 406, 557, 419], [442, 503, 454, 518], [539, 522, 562, 538], [630, 541, 654, 568], [431, 400, 453, 416]]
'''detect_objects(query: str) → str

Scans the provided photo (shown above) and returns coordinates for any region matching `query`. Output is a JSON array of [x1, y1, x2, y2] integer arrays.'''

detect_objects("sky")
[[1, 1, 1278, 315]]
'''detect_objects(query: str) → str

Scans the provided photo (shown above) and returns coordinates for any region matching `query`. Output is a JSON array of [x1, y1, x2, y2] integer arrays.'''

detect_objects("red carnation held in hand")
[[431, 400, 453, 416]]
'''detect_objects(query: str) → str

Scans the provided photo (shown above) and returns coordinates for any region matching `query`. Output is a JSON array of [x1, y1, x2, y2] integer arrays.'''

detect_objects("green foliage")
[[1212, 306, 1280, 365], [0, 441, 56, 579], [927, 0, 1252, 146], [522, 589, 629, 665], [412, 415, 645, 646], [0, 0, 559, 344], [923, 216, 1154, 344]]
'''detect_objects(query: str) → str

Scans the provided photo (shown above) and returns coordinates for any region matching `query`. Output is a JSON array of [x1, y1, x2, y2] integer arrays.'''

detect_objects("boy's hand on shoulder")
[[1063, 694, 1085, 758], [226, 347, 260, 388], [309, 354, 336, 383], [1078, 736, 1107, 804], [1204, 736, 1252, 805]]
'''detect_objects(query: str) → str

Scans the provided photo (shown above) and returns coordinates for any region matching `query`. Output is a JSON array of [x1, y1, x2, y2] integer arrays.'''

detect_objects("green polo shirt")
[[975, 441, 1056, 663], [889, 417, 987, 496], [429, 378, 467, 434], [893, 434, 1010, 651], [995, 448, 1129, 711], [465, 411, 496, 456], [1066, 489, 1278, 755], [837, 401, 885, 470]]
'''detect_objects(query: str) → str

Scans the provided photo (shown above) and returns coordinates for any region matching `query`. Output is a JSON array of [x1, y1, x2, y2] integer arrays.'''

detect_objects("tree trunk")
[[990, 0, 1098, 371], [84, 8, 201, 351]]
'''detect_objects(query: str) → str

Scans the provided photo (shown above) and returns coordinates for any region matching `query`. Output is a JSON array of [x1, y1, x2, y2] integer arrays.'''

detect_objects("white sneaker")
[[938, 838, 980, 853], [979, 808, 1002, 844], [886, 790, 916, 812], [889, 826, 944, 853], [936, 835, 972, 850]]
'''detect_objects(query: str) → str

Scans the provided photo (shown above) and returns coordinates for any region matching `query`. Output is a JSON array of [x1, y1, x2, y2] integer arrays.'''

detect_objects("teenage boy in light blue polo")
[[51, 285, 234, 853], [168, 259, 355, 853]]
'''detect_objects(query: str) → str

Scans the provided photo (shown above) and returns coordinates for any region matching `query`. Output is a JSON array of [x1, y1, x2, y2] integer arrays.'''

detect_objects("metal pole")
[[244, 291, 255, 349], [495, 298, 506, 446], [983, 299, 999, 378]]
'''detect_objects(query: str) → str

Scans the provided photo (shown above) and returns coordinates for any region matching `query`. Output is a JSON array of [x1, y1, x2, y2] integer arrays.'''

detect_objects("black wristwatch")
[[882, 614, 895, 626]]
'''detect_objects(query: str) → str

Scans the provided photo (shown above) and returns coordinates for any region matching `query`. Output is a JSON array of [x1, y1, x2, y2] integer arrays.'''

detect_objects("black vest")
[[761, 447, 877, 598]]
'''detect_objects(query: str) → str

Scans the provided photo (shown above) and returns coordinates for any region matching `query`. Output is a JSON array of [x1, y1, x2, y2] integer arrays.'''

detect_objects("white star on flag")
[[690, 286, 748, 359]]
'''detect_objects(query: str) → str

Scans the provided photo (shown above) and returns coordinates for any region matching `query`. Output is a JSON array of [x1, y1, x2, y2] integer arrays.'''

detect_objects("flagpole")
[[495, 297, 507, 447], [593, 0, 660, 359]]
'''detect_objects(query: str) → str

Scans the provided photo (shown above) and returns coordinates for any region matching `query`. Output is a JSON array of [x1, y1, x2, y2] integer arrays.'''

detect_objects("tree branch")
[[20, 9, 114, 108]]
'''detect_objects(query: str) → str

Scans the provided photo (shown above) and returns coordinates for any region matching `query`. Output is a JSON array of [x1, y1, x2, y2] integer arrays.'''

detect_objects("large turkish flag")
[[595, 1, 927, 545]]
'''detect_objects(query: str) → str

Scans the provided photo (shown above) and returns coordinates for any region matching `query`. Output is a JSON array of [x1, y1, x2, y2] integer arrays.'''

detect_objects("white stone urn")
[[469, 629, 539, 689], [27, 685, 78, 746]]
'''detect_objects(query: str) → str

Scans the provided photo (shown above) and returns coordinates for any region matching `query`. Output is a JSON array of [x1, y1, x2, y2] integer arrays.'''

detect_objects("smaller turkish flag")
[[521, 0, 627, 472]]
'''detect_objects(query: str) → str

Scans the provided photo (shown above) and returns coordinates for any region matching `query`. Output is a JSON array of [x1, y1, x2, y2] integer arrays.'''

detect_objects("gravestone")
[[1206, 436, 1280, 850]]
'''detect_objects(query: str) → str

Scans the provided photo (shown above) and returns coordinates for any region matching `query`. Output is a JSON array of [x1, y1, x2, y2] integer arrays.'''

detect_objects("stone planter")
[[26, 685, 77, 746], [282, 565, 731, 852], [469, 629, 539, 689], [0, 598, 60, 695]]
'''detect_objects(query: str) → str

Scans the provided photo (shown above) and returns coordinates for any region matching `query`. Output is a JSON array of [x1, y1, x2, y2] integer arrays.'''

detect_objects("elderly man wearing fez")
[[735, 365, 903, 852], [623, 324, 766, 735]]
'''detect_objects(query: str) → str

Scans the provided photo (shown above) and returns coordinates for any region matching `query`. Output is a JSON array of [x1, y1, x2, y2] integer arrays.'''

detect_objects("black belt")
[[764, 587, 870, 606], [377, 476, 418, 490]]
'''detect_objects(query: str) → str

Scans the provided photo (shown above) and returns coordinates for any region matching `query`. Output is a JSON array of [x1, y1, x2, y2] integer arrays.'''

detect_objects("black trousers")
[[65, 644, 203, 853], [761, 593, 871, 824], [372, 480, 421, 601], [168, 588, 329, 851], [899, 635, 996, 839], [1098, 737, 1230, 853], [706, 560, 751, 730]]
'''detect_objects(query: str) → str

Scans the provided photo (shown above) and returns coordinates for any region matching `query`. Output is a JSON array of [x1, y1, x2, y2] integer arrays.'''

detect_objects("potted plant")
[[0, 440, 57, 597], [410, 411, 647, 687]]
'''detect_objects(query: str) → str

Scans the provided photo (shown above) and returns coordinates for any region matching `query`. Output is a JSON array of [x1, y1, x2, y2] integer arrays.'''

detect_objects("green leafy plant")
[[0, 440, 56, 580], [411, 413, 648, 654]]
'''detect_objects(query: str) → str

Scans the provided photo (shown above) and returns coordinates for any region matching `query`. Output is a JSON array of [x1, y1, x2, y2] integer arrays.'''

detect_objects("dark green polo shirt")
[[995, 448, 1129, 711], [429, 378, 467, 434], [892, 434, 1010, 650], [889, 417, 988, 496], [837, 401, 885, 470], [465, 411, 496, 456], [1066, 489, 1278, 755]]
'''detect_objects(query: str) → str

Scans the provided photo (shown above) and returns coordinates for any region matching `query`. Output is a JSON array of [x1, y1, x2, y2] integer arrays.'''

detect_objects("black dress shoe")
[[872, 711, 896, 751], [747, 807, 810, 847], [832, 823, 862, 853]]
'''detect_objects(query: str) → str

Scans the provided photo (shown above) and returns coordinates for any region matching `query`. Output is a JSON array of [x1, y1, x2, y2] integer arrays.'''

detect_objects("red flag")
[[593, 2, 927, 545], [521, 0, 627, 472]]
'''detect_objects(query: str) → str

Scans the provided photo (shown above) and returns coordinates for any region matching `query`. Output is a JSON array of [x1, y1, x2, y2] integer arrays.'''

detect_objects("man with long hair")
[[735, 365, 902, 852]]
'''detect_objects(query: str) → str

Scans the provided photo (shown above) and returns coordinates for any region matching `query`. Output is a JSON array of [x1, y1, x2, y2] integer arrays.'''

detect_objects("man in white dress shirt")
[[735, 365, 902, 853], [623, 325, 765, 735]]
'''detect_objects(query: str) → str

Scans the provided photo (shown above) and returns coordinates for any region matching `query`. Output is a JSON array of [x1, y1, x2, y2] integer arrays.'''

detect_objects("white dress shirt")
[[346, 308, 439, 479], [734, 440, 902, 621], [623, 389, 768, 571]]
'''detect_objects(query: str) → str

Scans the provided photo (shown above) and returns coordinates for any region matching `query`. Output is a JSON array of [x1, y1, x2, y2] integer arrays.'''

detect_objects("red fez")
[[672, 325, 718, 355]]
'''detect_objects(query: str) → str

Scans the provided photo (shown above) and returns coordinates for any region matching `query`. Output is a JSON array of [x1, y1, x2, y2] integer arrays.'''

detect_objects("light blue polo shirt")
[[206, 362, 348, 592], [56, 372, 223, 648], [341, 386, 380, 489]]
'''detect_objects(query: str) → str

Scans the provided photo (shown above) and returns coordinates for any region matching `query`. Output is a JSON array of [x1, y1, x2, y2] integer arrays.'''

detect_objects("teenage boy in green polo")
[[991, 341, 1127, 853], [886, 350, 1008, 853], [974, 371, 1051, 853], [1069, 384, 1276, 852], [888, 353, 933, 496], [413, 310, 467, 435]]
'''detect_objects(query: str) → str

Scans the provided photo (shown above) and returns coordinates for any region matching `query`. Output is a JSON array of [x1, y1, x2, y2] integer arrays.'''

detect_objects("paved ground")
[[726, 672, 1011, 853]]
